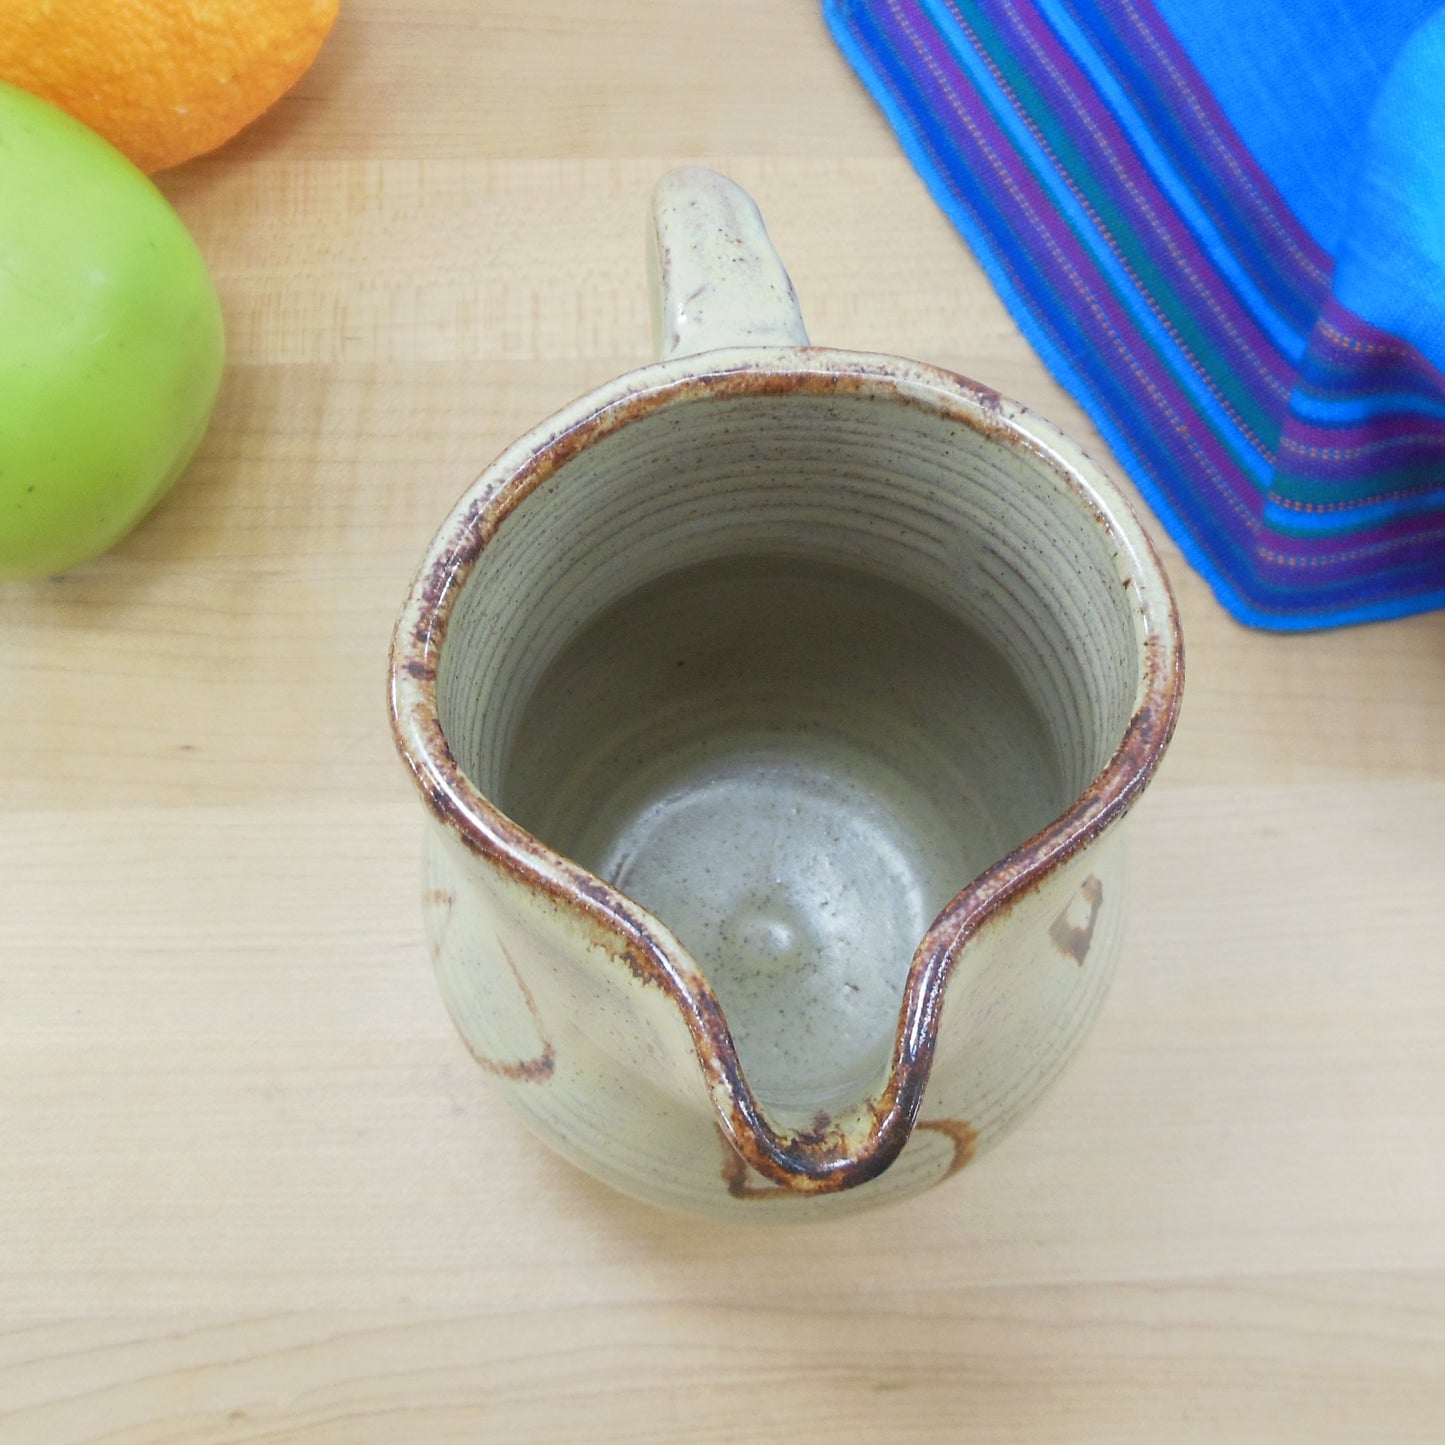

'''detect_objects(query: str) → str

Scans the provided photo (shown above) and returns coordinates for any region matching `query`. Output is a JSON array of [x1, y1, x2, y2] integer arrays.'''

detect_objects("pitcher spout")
[[565, 870, 945, 1197], [695, 977, 944, 1197]]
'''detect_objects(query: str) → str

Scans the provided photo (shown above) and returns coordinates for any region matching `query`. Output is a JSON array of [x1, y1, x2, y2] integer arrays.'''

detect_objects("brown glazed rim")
[[389, 349, 1184, 1195]]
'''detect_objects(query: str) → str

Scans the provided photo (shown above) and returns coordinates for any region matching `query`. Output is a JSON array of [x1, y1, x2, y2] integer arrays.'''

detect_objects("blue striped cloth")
[[825, 0, 1445, 628]]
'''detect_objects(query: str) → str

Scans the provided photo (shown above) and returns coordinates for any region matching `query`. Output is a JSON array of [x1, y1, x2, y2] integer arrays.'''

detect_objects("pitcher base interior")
[[502, 557, 1067, 1113]]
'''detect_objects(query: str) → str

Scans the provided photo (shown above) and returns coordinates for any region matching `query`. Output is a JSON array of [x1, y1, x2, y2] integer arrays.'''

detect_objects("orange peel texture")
[[0, 0, 339, 172]]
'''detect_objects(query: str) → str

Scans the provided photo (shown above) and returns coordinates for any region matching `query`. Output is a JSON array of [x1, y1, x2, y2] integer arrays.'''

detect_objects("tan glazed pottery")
[[389, 168, 1183, 1217]]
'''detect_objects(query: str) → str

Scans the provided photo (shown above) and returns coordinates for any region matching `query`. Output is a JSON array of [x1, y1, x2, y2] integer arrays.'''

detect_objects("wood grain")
[[3, 1, 1443, 1439]]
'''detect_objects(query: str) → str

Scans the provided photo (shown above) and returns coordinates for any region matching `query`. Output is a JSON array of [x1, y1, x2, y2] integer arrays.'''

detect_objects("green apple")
[[0, 82, 224, 578]]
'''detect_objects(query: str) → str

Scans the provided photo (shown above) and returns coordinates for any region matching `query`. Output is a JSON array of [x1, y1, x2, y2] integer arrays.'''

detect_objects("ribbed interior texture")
[[438, 386, 1140, 820]]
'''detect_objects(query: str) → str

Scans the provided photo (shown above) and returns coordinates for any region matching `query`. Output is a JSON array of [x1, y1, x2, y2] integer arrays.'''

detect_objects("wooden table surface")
[[4, 3, 1443, 1440]]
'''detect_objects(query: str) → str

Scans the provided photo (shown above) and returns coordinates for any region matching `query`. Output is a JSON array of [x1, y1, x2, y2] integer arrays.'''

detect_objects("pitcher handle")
[[648, 167, 811, 361]]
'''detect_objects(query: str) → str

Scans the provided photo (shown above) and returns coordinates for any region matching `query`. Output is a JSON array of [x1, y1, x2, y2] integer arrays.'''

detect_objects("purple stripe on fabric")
[[983, 0, 1298, 422], [1312, 294, 1445, 381], [1097, 0, 1332, 306], [1255, 518, 1445, 581], [1280, 414, 1445, 464], [1272, 296, 1445, 497], [880, 0, 1266, 533]]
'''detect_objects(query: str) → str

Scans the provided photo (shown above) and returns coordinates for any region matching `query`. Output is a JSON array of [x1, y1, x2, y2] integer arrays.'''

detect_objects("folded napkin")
[[825, 0, 1445, 628]]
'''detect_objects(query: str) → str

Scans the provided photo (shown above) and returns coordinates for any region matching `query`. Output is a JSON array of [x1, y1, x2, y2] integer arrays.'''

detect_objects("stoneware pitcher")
[[389, 167, 1183, 1218]]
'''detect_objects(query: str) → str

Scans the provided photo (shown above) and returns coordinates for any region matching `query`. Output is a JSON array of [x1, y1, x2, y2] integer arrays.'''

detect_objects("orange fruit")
[[0, 0, 339, 173]]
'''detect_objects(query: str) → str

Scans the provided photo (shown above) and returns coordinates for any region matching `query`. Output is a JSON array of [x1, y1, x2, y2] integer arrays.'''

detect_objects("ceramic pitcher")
[[389, 167, 1183, 1217]]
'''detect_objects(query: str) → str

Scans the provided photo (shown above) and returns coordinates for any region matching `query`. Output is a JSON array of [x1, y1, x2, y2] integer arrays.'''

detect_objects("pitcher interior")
[[435, 375, 1142, 1115]]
